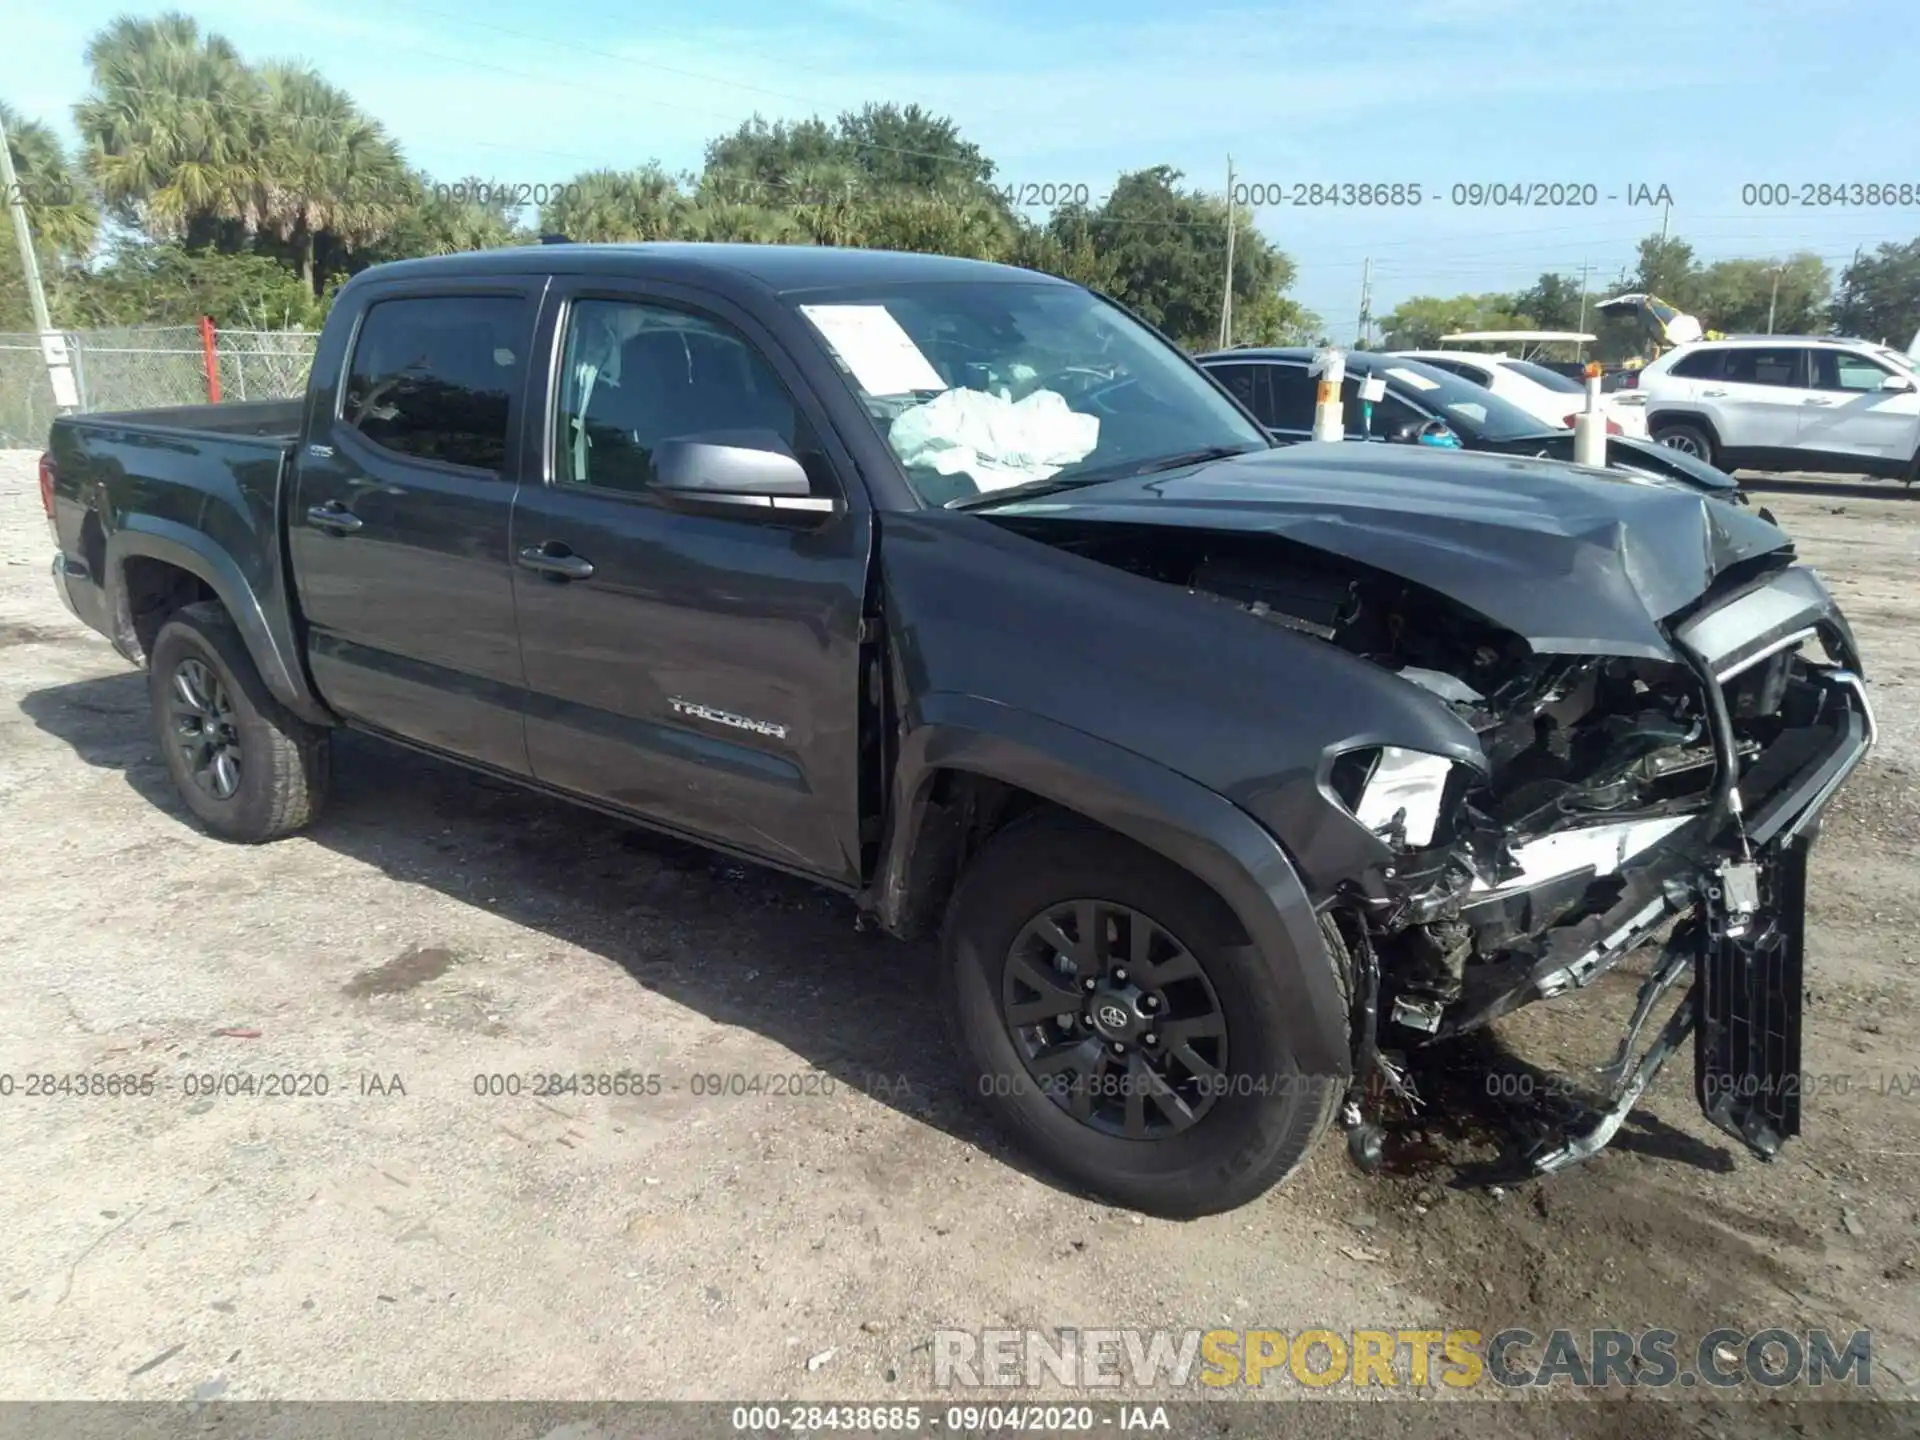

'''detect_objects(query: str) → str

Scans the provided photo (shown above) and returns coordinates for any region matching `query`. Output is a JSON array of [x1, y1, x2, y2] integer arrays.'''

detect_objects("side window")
[[342, 296, 525, 470], [1263, 365, 1318, 431], [1208, 363, 1268, 423], [1813, 350, 1893, 392], [1668, 349, 1724, 380], [1722, 348, 1804, 388], [556, 298, 804, 495], [1344, 384, 1426, 438]]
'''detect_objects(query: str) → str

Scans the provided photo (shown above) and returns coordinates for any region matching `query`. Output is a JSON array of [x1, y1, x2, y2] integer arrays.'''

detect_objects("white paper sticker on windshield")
[[1383, 366, 1441, 391], [799, 304, 947, 396]]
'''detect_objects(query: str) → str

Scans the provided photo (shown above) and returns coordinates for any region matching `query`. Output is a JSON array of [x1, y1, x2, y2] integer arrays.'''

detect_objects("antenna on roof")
[[539, 233, 572, 245]]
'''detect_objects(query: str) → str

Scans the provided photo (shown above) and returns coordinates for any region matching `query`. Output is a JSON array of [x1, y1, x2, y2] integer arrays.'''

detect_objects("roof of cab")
[[350, 242, 1065, 297]]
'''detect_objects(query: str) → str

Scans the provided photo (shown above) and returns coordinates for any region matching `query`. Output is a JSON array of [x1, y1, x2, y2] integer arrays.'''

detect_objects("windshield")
[[787, 280, 1268, 505], [1875, 347, 1919, 374], [1500, 359, 1585, 394], [1367, 356, 1557, 441]]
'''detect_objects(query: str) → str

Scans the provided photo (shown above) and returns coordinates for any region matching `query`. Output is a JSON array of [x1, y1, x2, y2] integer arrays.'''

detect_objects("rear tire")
[[942, 814, 1341, 1218], [1653, 418, 1718, 468], [149, 601, 329, 842]]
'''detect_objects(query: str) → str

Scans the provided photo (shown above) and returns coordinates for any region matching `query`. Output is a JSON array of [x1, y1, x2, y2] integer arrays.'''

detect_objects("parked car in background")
[[1390, 348, 1650, 438], [1194, 348, 1748, 503], [1635, 336, 1920, 480]]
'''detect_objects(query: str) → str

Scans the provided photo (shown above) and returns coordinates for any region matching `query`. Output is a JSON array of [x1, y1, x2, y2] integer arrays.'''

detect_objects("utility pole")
[[1766, 265, 1781, 334], [0, 112, 55, 334], [0, 112, 76, 417], [1356, 257, 1372, 348], [1218, 157, 1236, 349], [1659, 200, 1670, 243], [1576, 258, 1590, 358]]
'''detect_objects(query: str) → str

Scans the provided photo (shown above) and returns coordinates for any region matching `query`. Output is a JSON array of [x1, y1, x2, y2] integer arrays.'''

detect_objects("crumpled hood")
[[982, 443, 1793, 659]]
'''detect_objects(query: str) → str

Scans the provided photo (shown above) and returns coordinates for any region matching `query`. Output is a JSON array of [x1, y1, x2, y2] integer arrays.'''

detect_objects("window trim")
[[534, 279, 857, 514], [331, 284, 540, 480], [1812, 347, 1895, 394], [1719, 346, 1809, 389]]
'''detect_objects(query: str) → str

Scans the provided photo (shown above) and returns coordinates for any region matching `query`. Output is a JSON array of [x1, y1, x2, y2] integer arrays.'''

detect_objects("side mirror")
[[651, 432, 836, 516], [1880, 372, 1915, 392], [1389, 421, 1423, 444]]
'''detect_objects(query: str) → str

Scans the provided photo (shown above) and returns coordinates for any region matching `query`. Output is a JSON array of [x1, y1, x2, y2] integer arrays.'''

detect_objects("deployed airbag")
[[889, 388, 1100, 492]]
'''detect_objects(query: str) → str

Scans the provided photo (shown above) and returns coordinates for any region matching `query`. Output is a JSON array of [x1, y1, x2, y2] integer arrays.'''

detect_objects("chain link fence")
[[0, 325, 319, 448]]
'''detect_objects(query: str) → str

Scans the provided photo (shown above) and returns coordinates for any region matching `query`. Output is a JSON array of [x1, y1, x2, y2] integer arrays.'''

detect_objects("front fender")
[[107, 518, 331, 726], [877, 693, 1349, 1081]]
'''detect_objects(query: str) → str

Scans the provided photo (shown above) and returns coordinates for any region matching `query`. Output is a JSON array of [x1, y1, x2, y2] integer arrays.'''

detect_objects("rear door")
[[506, 279, 873, 884], [1711, 345, 1809, 452], [290, 281, 542, 773], [1798, 347, 1920, 463]]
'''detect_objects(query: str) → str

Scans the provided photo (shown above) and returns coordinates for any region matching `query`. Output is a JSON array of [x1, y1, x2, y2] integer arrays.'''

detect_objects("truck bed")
[[47, 401, 304, 700], [76, 398, 304, 443]]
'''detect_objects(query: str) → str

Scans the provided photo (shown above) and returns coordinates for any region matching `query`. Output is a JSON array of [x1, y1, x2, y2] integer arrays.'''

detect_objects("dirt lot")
[[1, 449, 1917, 1426]]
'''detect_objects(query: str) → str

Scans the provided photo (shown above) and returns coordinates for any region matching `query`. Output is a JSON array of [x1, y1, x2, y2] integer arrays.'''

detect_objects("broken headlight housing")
[[1330, 746, 1469, 849]]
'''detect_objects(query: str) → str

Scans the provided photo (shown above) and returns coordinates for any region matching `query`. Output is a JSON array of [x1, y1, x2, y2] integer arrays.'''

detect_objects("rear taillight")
[[37, 452, 56, 521], [1618, 371, 1639, 389]]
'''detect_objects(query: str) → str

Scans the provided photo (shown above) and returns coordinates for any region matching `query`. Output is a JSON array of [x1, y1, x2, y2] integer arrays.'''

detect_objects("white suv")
[[1635, 336, 1920, 480]]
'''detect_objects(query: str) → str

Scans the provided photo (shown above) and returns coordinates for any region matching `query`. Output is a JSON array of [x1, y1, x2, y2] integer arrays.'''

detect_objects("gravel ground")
[[1, 448, 1917, 1428]]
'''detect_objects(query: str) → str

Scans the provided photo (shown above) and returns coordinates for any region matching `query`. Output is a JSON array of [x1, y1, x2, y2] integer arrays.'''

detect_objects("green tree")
[[359, 172, 528, 263], [1510, 272, 1587, 332], [74, 13, 264, 247], [702, 115, 841, 190], [542, 165, 688, 241], [835, 102, 994, 190], [1629, 233, 1699, 310], [1832, 240, 1920, 345], [1378, 293, 1527, 349], [62, 240, 323, 328], [254, 63, 408, 293], [1057, 167, 1293, 349], [1692, 253, 1830, 335]]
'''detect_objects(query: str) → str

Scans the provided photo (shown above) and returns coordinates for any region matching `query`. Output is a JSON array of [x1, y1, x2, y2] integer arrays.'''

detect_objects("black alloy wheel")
[[165, 656, 243, 801], [1001, 900, 1228, 1140]]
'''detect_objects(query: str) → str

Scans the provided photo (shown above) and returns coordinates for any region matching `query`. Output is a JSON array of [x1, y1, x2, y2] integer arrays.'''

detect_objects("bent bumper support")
[[1532, 840, 1810, 1175]]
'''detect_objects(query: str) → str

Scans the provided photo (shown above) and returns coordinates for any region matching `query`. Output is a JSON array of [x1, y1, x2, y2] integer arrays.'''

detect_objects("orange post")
[[199, 316, 222, 404]]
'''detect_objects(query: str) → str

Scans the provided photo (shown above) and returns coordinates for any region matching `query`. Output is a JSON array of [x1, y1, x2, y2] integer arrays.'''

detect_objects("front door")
[[507, 281, 874, 883], [290, 283, 542, 773], [1710, 345, 1809, 452], [1798, 348, 1920, 463]]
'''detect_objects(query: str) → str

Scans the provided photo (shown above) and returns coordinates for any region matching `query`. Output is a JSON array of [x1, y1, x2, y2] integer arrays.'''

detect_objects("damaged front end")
[[1310, 562, 1874, 1171]]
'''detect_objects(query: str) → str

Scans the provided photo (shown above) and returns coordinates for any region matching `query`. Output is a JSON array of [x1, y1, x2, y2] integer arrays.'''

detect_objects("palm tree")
[[256, 63, 408, 292], [73, 13, 264, 247], [1, 99, 99, 257], [375, 173, 527, 259], [542, 166, 687, 242]]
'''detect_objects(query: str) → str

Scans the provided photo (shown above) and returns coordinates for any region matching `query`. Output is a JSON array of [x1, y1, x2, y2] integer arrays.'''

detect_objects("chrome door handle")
[[1700, 388, 1728, 397], [517, 544, 594, 580], [305, 502, 363, 534], [1802, 397, 1835, 405]]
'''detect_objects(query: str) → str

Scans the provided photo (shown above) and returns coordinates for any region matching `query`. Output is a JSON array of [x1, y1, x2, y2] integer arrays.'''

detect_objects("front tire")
[[1653, 418, 1718, 468], [149, 602, 329, 842], [943, 814, 1342, 1218]]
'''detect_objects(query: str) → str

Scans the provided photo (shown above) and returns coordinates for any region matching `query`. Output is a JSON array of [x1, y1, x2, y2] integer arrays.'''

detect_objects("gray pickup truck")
[[41, 243, 1874, 1215]]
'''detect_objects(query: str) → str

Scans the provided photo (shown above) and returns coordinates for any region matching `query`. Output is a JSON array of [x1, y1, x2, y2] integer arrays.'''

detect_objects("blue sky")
[[8, 0, 1919, 334]]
